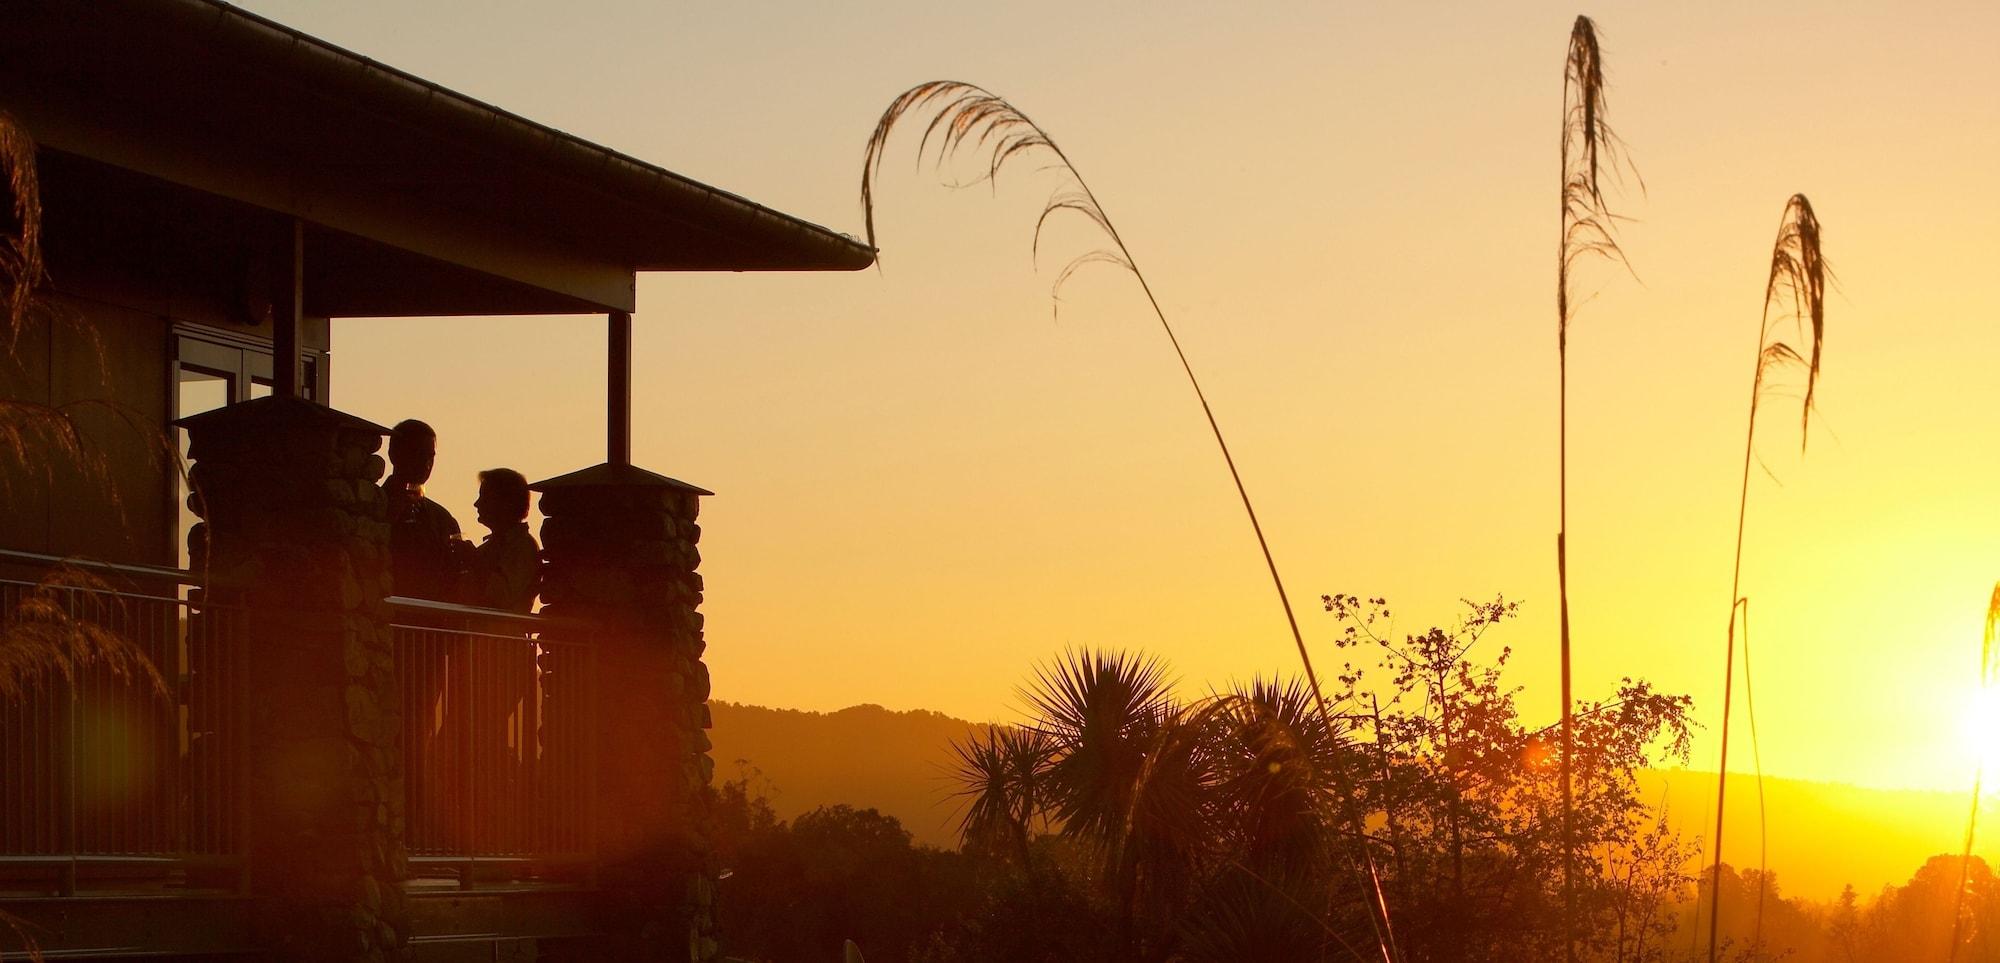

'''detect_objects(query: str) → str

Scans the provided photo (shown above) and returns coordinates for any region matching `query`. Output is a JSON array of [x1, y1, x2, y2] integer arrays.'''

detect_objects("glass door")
[[172, 332, 323, 570], [175, 363, 235, 572]]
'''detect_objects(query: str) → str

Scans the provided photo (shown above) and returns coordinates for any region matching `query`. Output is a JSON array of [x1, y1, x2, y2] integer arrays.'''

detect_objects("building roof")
[[0, 0, 875, 316]]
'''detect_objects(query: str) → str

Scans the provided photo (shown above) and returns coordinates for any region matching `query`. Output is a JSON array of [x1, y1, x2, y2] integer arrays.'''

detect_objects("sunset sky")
[[237, 0, 2000, 814]]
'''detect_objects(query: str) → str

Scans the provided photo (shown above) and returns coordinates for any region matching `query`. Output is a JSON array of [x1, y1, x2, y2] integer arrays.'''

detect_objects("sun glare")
[[1960, 686, 2000, 778]]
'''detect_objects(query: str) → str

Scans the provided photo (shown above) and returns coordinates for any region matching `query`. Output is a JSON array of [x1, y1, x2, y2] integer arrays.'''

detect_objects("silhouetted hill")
[[709, 701, 1973, 899], [1638, 768, 1967, 902], [707, 701, 985, 847]]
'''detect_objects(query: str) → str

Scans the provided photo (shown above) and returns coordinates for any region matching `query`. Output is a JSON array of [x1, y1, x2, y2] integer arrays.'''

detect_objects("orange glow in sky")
[[236, 0, 2000, 804]]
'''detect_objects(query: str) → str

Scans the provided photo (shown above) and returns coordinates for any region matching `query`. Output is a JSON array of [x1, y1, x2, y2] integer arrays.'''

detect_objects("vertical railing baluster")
[[462, 627, 475, 888], [585, 633, 598, 884], [233, 599, 249, 892], [60, 586, 78, 895]]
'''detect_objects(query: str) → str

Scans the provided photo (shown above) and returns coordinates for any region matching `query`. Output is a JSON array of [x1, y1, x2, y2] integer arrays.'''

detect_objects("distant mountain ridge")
[[708, 701, 985, 847], [709, 700, 1969, 901]]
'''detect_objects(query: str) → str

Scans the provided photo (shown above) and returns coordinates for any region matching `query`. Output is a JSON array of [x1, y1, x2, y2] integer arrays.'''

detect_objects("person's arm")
[[493, 535, 539, 612], [458, 533, 539, 612]]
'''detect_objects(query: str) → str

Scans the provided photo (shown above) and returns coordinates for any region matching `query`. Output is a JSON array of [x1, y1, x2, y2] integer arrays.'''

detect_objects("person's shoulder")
[[417, 497, 460, 531]]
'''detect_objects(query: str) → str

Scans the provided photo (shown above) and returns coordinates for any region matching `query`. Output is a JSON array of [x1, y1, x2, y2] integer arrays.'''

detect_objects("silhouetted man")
[[456, 468, 539, 613], [385, 419, 462, 600]]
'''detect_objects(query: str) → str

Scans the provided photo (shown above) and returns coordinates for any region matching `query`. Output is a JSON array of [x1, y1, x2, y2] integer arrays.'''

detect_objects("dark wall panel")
[[1, 293, 170, 565]]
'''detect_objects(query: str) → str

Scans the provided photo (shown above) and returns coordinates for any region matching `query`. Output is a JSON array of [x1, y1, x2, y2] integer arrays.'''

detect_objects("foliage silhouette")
[[1326, 594, 1694, 961], [950, 724, 1053, 867], [861, 79, 1399, 961], [927, 596, 1698, 961]]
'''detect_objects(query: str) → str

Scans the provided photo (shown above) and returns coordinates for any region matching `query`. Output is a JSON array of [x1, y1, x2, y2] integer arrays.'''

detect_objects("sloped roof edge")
[[186, 0, 874, 272]]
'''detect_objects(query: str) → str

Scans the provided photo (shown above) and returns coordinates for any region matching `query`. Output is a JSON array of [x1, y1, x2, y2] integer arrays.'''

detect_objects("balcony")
[[392, 597, 595, 889], [0, 550, 604, 956]]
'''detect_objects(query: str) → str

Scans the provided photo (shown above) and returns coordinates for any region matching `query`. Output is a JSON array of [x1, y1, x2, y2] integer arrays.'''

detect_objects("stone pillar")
[[179, 397, 406, 961], [533, 462, 715, 962]]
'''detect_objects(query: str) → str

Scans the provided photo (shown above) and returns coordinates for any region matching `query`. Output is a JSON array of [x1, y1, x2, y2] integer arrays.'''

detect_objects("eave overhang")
[[0, 0, 876, 317]]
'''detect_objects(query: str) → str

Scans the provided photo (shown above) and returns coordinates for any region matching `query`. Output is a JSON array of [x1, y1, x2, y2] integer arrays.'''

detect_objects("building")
[[0, 0, 872, 958]]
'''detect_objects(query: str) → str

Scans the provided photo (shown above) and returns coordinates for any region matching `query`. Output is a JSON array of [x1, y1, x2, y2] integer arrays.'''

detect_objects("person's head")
[[387, 420, 438, 484], [475, 468, 530, 531]]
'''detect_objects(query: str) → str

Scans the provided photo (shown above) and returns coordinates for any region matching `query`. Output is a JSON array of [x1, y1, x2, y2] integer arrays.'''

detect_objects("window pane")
[[179, 367, 230, 417], [177, 367, 233, 571]]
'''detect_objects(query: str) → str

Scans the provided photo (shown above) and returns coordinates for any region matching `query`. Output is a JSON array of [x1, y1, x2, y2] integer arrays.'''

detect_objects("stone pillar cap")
[[529, 461, 715, 497], [173, 395, 391, 434]]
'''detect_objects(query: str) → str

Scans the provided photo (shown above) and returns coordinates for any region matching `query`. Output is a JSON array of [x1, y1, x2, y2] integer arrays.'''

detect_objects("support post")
[[608, 311, 632, 466], [274, 218, 304, 399], [178, 398, 405, 960], [534, 463, 717, 961]]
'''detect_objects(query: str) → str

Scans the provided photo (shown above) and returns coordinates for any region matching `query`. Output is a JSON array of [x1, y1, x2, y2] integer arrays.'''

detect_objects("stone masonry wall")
[[537, 478, 715, 962], [183, 398, 406, 961]]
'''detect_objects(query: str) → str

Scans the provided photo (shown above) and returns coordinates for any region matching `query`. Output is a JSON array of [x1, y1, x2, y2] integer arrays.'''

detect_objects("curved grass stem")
[[862, 81, 1399, 963]]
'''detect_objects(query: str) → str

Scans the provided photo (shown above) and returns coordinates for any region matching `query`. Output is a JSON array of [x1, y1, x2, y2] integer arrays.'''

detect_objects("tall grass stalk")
[[1737, 596, 1769, 952], [1706, 193, 1826, 963], [0, 566, 169, 702], [861, 81, 1399, 962], [1556, 17, 1636, 959], [0, 113, 172, 711], [0, 113, 106, 499], [1, 110, 43, 351], [1946, 583, 2000, 962]]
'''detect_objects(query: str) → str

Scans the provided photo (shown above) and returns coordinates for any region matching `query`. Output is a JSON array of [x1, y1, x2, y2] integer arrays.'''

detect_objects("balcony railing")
[[392, 597, 595, 888], [0, 551, 246, 897], [0, 551, 597, 897]]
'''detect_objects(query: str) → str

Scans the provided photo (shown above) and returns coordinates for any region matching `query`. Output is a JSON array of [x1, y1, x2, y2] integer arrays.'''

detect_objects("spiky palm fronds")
[[951, 724, 1054, 865], [1556, 17, 1638, 962], [1947, 584, 2000, 962], [1209, 677, 1353, 869], [1022, 648, 1175, 854], [1116, 698, 1224, 940], [1707, 194, 1828, 963], [862, 82, 1399, 961]]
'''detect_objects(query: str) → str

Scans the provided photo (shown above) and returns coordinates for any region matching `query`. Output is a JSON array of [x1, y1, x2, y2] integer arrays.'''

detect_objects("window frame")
[[170, 326, 330, 565]]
